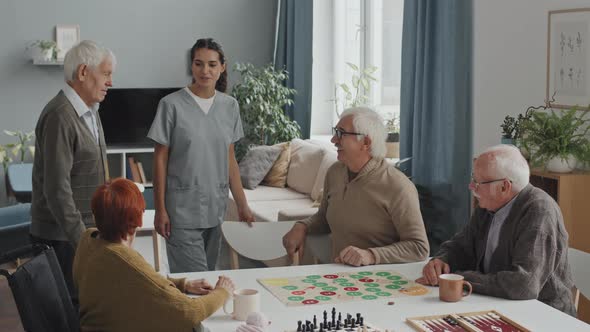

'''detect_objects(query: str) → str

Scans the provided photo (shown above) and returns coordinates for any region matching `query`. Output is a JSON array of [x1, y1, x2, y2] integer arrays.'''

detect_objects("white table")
[[172, 262, 590, 332]]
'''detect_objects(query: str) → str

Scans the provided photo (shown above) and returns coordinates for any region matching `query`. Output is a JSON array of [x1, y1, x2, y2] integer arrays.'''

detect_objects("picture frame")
[[547, 8, 590, 109], [55, 25, 80, 61]]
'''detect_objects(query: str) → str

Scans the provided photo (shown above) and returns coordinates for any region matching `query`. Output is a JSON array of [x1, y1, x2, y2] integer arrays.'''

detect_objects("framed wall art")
[[547, 8, 590, 109]]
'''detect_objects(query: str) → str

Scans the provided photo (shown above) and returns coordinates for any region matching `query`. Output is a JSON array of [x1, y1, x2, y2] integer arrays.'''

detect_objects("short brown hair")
[[91, 178, 145, 242]]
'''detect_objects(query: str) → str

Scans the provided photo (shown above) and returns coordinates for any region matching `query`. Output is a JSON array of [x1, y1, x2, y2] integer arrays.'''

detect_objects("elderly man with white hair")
[[283, 107, 429, 266], [31, 40, 115, 305], [418, 144, 575, 316]]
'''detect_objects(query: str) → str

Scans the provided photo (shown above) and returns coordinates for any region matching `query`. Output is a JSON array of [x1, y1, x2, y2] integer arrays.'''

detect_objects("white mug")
[[223, 289, 260, 321]]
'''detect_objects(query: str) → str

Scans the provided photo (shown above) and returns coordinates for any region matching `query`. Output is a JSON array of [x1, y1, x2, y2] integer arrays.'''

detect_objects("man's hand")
[[185, 278, 213, 295], [154, 209, 171, 239], [334, 246, 376, 267], [238, 205, 255, 227], [417, 258, 450, 286], [282, 223, 307, 258]]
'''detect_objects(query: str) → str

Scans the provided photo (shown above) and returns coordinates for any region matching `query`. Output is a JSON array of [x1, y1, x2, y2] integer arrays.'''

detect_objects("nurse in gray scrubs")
[[148, 38, 254, 272]]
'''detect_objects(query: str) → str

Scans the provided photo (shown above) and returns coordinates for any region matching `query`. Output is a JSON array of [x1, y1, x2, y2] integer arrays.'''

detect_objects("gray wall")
[[0, 0, 277, 205]]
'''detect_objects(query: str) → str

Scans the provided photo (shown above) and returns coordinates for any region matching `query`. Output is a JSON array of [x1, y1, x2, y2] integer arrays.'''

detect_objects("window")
[[311, 0, 404, 136]]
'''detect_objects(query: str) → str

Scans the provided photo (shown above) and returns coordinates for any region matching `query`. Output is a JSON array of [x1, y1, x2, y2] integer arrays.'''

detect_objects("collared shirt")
[[483, 193, 519, 273], [62, 84, 100, 143]]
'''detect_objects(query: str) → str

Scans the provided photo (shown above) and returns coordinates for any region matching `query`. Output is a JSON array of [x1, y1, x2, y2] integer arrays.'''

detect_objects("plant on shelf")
[[518, 107, 590, 173], [334, 62, 378, 117], [0, 145, 12, 173], [385, 112, 400, 143], [29, 40, 58, 61], [231, 63, 301, 160], [3, 130, 35, 163]]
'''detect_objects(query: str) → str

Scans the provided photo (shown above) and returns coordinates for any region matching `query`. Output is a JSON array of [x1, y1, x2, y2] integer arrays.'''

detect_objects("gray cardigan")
[[31, 91, 108, 247], [435, 184, 575, 316]]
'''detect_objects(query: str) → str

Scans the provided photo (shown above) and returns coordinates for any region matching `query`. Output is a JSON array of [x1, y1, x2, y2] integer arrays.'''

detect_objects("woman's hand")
[[214, 275, 235, 296], [154, 209, 171, 239], [238, 205, 255, 227], [185, 278, 213, 295]]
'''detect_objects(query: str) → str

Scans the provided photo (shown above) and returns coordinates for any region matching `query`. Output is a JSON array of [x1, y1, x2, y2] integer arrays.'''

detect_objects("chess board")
[[285, 308, 389, 332], [258, 270, 428, 307], [407, 310, 530, 332]]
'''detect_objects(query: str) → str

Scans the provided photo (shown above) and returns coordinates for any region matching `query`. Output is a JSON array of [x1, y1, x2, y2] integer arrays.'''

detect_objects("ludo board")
[[258, 270, 429, 307]]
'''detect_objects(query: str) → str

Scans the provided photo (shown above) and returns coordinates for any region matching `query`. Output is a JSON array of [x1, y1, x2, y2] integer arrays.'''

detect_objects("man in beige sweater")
[[283, 107, 429, 266]]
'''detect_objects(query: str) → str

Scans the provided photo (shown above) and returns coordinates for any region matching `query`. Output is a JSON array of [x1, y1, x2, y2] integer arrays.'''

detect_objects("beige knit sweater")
[[300, 158, 429, 264], [73, 228, 229, 332]]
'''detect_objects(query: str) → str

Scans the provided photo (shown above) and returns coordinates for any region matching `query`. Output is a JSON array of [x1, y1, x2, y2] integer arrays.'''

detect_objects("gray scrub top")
[[147, 89, 244, 228]]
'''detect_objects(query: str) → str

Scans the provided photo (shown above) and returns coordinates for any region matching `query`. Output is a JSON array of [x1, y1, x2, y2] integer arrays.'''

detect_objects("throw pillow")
[[262, 142, 291, 188], [287, 139, 325, 195], [310, 150, 338, 201], [239, 145, 283, 190]]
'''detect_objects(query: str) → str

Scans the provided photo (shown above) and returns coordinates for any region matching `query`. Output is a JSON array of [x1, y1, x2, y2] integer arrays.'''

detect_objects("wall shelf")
[[32, 59, 63, 66]]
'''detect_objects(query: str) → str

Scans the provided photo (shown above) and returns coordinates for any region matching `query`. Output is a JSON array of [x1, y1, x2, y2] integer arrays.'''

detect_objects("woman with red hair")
[[73, 178, 234, 332]]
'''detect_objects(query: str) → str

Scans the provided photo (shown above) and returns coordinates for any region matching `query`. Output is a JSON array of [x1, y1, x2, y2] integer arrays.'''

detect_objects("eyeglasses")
[[332, 127, 364, 139], [470, 176, 511, 191]]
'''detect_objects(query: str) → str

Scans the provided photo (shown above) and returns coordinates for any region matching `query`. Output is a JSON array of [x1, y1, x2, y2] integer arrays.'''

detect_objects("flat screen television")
[[98, 87, 181, 147]]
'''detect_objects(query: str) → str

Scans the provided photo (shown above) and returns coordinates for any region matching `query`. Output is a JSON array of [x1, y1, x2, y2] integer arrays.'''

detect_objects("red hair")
[[91, 178, 145, 242]]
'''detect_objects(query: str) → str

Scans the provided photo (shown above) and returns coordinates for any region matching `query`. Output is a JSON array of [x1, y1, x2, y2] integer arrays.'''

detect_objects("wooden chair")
[[221, 221, 299, 269], [568, 248, 590, 309]]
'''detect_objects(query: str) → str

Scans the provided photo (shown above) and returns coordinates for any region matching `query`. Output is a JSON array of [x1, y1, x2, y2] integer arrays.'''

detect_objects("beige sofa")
[[225, 138, 337, 223], [218, 139, 336, 269]]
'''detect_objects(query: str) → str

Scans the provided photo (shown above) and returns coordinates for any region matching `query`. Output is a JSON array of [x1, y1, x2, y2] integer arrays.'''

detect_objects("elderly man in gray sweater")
[[30, 40, 115, 305], [418, 144, 575, 315]]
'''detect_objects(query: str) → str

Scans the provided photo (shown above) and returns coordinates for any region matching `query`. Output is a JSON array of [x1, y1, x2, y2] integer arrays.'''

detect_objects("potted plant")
[[231, 63, 301, 160], [384, 113, 400, 158], [29, 40, 58, 62], [500, 115, 518, 144], [519, 107, 590, 173], [3, 130, 35, 162], [334, 62, 378, 117]]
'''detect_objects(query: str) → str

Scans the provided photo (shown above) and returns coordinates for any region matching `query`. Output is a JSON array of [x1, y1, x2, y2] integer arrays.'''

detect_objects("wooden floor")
[[0, 277, 24, 332]]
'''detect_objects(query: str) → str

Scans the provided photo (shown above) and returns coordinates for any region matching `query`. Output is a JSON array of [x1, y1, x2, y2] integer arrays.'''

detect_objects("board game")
[[258, 270, 429, 307], [407, 310, 530, 332]]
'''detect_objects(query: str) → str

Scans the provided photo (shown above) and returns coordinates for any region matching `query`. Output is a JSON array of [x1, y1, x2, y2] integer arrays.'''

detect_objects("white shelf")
[[32, 59, 64, 65], [106, 146, 154, 154]]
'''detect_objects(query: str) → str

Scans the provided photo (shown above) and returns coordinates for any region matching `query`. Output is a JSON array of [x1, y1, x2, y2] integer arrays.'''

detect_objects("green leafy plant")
[[501, 115, 518, 139], [28, 40, 59, 60], [3, 130, 35, 163], [334, 62, 378, 117], [0, 145, 12, 173], [518, 107, 590, 168], [231, 63, 301, 160]]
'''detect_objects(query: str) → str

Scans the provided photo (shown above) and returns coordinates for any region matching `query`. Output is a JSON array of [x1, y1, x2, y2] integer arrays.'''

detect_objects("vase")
[[546, 155, 577, 173], [500, 137, 514, 145]]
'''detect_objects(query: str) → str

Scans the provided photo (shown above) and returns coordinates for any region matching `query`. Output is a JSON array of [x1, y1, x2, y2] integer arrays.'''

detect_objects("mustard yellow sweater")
[[73, 228, 229, 332]]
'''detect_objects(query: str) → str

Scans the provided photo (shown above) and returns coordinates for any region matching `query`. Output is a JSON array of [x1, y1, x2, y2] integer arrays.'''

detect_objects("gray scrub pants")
[[166, 225, 221, 273]]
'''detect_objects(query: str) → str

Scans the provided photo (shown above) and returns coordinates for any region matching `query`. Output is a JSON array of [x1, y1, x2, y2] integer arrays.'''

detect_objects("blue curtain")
[[274, 0, 313, 139], [400, 0, 473, 253]]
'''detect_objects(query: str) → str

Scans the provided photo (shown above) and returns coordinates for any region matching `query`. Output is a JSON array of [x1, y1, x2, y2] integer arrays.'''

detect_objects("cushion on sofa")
[[239, 145, 283, 189], [310, 150, 338, 201], [232, 186, 308, 201], [262, 142, 291, 188], [286, 139, 325, 195]]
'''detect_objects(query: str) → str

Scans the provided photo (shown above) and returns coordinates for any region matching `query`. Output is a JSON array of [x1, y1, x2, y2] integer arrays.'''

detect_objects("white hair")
[[63, 40, 116, 82], [340, 107, 387, 159], [478, 144, 530, 192]]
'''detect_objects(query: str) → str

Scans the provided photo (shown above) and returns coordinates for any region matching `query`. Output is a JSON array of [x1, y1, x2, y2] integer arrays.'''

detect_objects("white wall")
[[0, 0, 277, 206], [473, 0, 590, 155]]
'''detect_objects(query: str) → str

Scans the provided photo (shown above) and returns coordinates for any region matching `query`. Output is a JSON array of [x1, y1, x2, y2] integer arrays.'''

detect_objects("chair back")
[[0, 244, 79, 332], [221, 221, 298, 269], [568, 248, 590, 300]]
